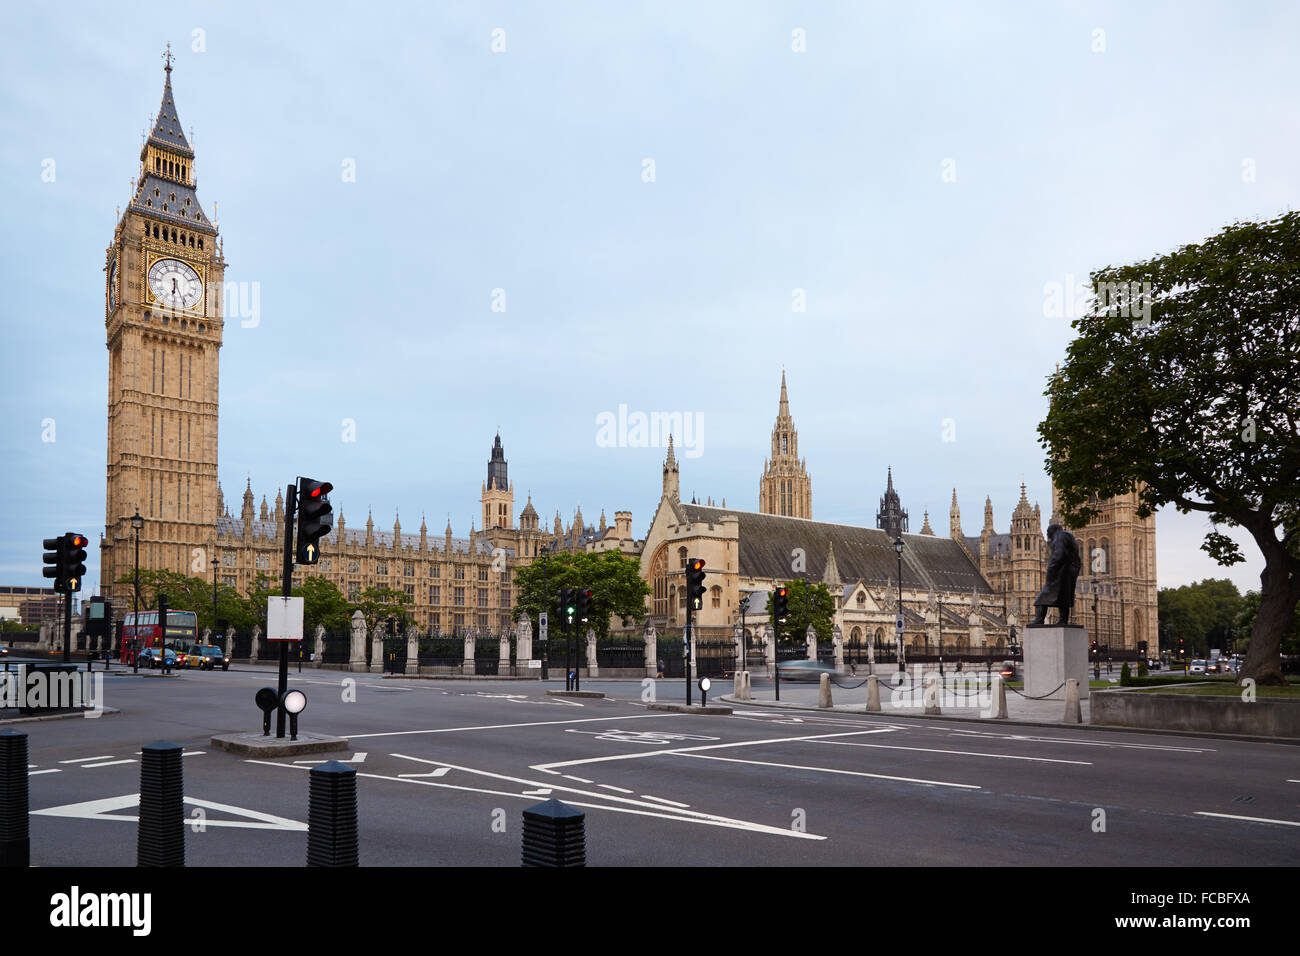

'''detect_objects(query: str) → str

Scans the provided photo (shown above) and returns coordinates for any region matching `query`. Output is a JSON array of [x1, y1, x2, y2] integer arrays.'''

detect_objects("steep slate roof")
[[680, 504, 993, 595]]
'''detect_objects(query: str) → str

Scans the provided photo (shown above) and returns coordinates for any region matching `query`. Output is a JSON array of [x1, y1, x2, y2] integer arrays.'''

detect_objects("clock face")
[[148, 257, 203, 310], [108, 259, 118, 311]]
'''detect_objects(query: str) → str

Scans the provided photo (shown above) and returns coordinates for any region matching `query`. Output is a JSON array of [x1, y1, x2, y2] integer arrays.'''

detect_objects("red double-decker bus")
[[120, 609, 198, 666]]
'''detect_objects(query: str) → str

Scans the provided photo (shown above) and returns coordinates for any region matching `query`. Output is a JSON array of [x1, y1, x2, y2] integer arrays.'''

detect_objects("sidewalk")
[[723, 671, 1093, 728]]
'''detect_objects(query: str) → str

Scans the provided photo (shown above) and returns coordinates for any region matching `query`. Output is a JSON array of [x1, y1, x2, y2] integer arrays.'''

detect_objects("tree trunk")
[[1240, 520, 1299, 686]]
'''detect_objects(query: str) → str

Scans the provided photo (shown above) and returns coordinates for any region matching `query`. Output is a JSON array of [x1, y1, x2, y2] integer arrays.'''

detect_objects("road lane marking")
[[562, 775, 594, 784], [30, 769, 61, 776], [1196, 812, 1300, 828], [598, 784, 633, 794], [60, 756, 113, 764], [82, 759, 137, 768], [808, 739, 1092, 765], [398, 767, 451, 778], [531, 728, 898, 772], [947, 730, 1213, 753], [522, 789, 552, 796], [350, 752, 367, 763], [345, 712, 685, 740], [675, 753, 981, 789], [182, 751, 205, 757], [248, 757, 825, 840], [640, 795, 690, 808], [33, 793, 308, 831]]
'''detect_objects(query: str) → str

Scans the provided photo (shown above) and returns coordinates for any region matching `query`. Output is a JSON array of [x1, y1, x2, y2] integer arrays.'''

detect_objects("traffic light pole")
[[277, 482, 297, 739], [685, 601, 693, 707], [62, 589, 72, 664]]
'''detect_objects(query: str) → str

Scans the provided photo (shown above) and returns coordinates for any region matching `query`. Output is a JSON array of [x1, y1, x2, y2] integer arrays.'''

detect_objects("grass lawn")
[[1133, 682, 1300, 699]]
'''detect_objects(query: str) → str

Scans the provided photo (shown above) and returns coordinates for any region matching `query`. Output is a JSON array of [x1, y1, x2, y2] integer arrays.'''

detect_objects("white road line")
[[350, 752, 368, 763], [60, 756, 114, 764], [598, 784, 634, 794], [675, 752, 981, 790], [562, 775, 594, 784], [388, 754, 825, 838], [948, 730, 1213, 753], [30, 769, 61, 776], [1287, 779, 1300, 784], [182, 751, 204, 757], [808, 739, 1093, 765], [1196, 811, 1300, 828], [398, 767, 451, 778], [532, 728, 898, 772], [82, 759, 137, 768], [640, 795, 690, 808], [344, 712, 686, 740], [247, 757, 824, 840]]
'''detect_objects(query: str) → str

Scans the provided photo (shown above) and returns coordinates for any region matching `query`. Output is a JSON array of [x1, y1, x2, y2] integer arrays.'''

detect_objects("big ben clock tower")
[[100, 50, 225, 605]]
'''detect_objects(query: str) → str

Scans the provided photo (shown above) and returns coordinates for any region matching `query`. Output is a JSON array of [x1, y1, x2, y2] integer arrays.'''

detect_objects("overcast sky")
[[2, 1, 1295, 598]]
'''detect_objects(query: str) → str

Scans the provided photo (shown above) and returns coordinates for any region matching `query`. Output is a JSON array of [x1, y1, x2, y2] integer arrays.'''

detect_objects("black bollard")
[[137, 740, 184, 867], [521, 798, 586, 867], [0, 729, 30, 867], [307, 760, 358, 867]]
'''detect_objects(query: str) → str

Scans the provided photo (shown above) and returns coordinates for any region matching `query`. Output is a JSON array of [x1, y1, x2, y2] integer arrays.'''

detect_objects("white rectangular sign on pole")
[[895, 614, 905, 634], [267, 596, 305, 641], [539, 612, 548, 642]]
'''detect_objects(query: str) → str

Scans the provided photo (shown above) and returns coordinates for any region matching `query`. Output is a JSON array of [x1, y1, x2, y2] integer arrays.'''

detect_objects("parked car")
[[1189, 659, 1207, 675], [1146, 659, 1162, 670], [186, 644, 229, 671], [776, 660, 836, 682], [138, 647, 177, 669]]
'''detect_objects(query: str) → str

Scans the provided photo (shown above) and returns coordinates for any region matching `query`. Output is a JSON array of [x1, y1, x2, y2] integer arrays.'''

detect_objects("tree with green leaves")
[[115, 569, 252, 633], [769, 578, 835, 645], [1157, 578, 1244, 658], [354, 585, 411, 634], [1040, 212, 1300, 685], [512, 550, 651, 641], [296, 575, 352, 633]]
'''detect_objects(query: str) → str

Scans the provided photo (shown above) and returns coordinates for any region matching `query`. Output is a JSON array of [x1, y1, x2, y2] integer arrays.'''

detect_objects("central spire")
[[759, 370, 811, 518]]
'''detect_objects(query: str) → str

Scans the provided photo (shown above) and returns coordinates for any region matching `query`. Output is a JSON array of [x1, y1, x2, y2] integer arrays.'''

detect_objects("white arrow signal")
[[305, 544, 316, 561]]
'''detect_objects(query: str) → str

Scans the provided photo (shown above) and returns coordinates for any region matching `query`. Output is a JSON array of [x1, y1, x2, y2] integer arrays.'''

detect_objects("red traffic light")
[[689, 558, 705, 572], [776, 586, 788, 598], [70, 534, 88, 548], [310, 482, 333, 499]]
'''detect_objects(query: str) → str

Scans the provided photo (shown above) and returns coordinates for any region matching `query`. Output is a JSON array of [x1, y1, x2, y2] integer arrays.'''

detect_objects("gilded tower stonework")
[[100, 57, 225, 605]]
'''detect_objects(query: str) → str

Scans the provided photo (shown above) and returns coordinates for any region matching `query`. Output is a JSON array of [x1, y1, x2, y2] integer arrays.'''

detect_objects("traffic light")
[[576, 588, 593, 625], [559, 588, 577, 625], [773, 586, 789, 623], [65, 534, 87, 593], [295, 477, 334, 564], [42, 532, 88, 593], [686, 558, 706, 611], [42, 536, 64, 591]]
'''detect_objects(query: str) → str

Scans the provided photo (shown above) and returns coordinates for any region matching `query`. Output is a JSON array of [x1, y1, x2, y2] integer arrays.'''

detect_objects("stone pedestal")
[[1023, 624, 1089, 701], [349, 611, 368, 672], [406, 626, 420, 676]]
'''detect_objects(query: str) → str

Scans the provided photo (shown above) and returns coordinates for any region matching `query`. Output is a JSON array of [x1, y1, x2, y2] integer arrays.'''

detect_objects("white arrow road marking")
[[676, 752, 981, 789], [532, 727, 898, 772], [398, 767, 451, 779], [33, 793, 308, 830], [807, 739, 1092, 765], [387, 754, 825, 840], [1196, 811, 1300, 828], [248, 756, 824, 840], [640, 795, 690, 808]]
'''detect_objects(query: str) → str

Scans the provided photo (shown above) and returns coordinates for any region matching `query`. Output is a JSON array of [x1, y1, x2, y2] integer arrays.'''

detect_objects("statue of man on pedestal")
[[1032, 524, 1083, 625]]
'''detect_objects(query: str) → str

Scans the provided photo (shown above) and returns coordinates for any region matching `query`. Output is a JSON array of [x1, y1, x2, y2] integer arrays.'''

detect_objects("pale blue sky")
[[2, 1, 1296, 597]]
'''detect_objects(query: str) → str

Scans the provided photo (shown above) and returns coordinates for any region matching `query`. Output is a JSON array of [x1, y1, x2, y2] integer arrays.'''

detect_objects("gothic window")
[[376, 562, 387, 575], [650, 545, 668, 618], [348, 561, 360, 574], [454, 614, 463, 629], [404, 584, 414, 600], [856, 592, 866, 608], [669, 586, 678, 622], [501, 589, 510, 609], [1087, 538, 1097, 574], [677, 547, 687, 569], [454, 566, 465, 580], [430, 564, 440, 578], [320, 559, 331, 572], [711, 586, 722, 609], [478, 567, 488, 581], [404, 563, 414, 577], [782, 435, 788, 454], [478, 589, 488, 607], [429, 586, 440, 603], [454, 587, 464, 606], [1100, 537, 1110, 574], [478, 614, 488, 629]]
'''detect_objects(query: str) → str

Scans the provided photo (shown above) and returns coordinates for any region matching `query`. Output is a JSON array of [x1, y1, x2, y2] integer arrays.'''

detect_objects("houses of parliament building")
[[97, 61, 1157, 651]]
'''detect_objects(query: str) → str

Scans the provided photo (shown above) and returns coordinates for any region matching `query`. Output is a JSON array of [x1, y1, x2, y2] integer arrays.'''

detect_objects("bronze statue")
[[1031, 524, 1082, 625]]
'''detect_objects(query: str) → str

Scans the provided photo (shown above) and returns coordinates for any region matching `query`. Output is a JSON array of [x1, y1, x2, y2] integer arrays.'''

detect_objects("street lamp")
[[538, 544, 550, 680], [131, 508, 143, 672], [738, 595, 750, 670], [894, 537, 905, 673]]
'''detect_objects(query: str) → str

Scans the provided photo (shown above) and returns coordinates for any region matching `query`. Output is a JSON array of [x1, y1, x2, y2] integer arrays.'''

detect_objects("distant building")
[[0, 586, 63, 626]]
